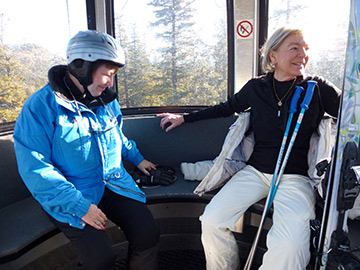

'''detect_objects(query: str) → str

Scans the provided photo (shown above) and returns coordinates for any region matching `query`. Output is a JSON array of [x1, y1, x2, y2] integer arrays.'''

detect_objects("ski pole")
[[269, 80, 317, 202], [243, 85, 304, 270], [244, 80, 317, 270], [267, 85, 304, 211]]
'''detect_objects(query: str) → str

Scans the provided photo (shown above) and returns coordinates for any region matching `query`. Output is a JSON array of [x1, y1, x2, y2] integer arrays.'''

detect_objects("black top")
[[184, 72, 341, 176]]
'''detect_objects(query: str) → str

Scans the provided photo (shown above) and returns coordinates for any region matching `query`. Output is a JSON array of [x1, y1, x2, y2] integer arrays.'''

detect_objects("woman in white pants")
[[159, 27, 341, 269], [200, 165, 315, 269]]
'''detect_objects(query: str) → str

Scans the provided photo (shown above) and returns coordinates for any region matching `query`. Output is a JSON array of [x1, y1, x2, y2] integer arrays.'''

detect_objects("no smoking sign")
[[237, 20, 253, 38]]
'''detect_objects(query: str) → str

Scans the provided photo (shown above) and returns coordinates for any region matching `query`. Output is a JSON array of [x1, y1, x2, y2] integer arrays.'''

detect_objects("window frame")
[[88, 0, 269, 116], [0, 0, 270, 131]]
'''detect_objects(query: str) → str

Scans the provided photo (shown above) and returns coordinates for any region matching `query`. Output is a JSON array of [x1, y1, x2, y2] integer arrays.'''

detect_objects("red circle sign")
[[237, 20, 253, 38]]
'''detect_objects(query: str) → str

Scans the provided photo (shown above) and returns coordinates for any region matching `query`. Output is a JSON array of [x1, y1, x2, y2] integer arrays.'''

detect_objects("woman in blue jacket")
[[13, 30, 160, 270]]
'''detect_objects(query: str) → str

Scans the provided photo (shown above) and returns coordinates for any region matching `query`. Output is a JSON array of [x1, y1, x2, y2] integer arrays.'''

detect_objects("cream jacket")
[[180, 112, 336, 197]]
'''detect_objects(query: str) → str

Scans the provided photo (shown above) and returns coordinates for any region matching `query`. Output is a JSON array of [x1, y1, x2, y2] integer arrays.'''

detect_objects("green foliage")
[[116, 0, 228, 108], [0, 43, 64, 123], [1, 1, 228, 123]]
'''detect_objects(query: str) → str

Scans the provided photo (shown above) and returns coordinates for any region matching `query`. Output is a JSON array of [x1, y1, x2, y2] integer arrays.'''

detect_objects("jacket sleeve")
[[111, 101, 144, 166], [13, 90, 91, 221]]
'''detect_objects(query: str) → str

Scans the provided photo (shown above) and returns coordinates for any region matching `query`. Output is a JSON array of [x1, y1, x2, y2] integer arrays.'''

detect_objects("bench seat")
[[0, 170, 269, 266], [0, 197, 59, 263]]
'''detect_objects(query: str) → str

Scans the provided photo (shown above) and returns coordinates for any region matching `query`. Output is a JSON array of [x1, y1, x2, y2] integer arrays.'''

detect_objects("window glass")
[[114, 0, 228, 108], [0, 0, 87, 124], [268, 0, 350, 89]]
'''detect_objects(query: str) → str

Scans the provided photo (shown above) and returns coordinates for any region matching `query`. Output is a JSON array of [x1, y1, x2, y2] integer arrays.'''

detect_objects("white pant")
[[200, 165, 316, 270]]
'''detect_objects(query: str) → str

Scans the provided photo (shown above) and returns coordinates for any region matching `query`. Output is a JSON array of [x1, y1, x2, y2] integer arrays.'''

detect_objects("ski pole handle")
[[289, 86, 304, 113], [300, 80, 317, 110]]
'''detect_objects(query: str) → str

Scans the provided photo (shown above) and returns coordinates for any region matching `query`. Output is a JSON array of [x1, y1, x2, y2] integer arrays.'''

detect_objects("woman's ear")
[[269, 50, 277, 65]]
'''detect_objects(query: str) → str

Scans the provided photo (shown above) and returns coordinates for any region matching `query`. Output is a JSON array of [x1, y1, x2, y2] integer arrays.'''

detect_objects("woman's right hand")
[[157, 113, 185, 132], [82, 204, 107, 230]]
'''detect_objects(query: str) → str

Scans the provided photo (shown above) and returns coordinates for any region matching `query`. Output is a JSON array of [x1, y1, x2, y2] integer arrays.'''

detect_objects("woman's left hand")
[[137, 159, 157, 176]]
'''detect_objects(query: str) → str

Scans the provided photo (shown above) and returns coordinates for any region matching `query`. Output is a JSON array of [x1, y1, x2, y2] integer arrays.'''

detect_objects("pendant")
[[278, 101, 282, 107]]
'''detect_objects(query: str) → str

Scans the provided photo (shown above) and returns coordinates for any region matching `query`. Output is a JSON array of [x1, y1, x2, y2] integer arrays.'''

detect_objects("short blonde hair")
[[260, 27, 303, 73]]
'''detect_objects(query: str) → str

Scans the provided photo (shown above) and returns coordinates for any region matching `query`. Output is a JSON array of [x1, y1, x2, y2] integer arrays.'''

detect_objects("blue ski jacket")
[[13, 66, 145, 229]]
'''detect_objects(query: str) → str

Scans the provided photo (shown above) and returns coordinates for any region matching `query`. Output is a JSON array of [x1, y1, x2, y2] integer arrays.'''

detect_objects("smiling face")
[[87, 63, 118, 97], [269, 33, 309, 81]]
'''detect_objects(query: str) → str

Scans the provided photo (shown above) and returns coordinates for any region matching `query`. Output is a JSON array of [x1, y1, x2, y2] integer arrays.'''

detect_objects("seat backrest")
[[0, 133, 31, 209], [122, 116, 236, 167]]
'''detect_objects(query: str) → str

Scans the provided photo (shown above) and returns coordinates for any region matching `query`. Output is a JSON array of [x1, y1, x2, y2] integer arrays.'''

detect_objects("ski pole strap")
[[288, 86, 304, 113], [300, 80, 317, 110]]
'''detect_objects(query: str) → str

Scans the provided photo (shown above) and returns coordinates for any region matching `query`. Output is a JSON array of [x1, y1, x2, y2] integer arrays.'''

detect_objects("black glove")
[[130, 165, 177, 187]]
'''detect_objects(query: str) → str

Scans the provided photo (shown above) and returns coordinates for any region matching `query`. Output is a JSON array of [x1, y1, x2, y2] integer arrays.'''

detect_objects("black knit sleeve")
[[184, 80, 253, 123], [314, 76, 342, 118]]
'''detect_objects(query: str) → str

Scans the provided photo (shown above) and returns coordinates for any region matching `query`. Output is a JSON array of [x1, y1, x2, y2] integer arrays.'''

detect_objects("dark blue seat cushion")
[[0, 197, 58, 262]]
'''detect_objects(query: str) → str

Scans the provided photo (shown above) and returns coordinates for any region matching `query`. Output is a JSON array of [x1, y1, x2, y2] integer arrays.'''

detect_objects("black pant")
[[49, 188, 160, 270]]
